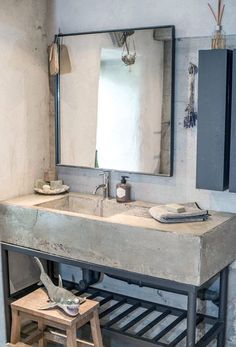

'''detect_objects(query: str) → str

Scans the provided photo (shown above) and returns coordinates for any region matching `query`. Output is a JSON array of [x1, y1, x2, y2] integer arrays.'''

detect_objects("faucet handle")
[[98, 171, 110, 178], [98, 171, 110, 184]]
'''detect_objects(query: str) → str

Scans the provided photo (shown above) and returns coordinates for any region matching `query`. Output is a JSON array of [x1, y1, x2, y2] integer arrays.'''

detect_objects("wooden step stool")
[[10, 288, 103, 347]]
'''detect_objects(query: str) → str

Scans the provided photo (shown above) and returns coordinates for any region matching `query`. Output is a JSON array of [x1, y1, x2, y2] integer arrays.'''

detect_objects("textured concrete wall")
[[0, 0, 49, 343], [0, 0, 49, 200], [48, 0, 236, 39]]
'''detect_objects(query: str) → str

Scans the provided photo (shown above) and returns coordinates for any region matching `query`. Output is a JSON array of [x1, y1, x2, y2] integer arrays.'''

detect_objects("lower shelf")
[[80, 287, 222, 347], [19, 286, 223, 347]]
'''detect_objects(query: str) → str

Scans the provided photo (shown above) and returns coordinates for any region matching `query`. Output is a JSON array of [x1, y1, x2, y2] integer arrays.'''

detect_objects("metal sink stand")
[[1, 242, 229, 347]]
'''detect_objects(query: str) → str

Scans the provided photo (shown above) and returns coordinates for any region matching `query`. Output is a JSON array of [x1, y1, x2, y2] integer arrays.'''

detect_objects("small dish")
[[34, 185, 70, 195]]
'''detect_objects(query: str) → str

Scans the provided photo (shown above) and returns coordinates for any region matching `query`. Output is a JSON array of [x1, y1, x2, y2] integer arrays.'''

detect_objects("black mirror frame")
[[54, 25, 175, 177]]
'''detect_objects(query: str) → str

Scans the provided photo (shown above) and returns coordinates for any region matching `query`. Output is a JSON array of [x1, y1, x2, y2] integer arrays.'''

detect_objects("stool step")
[[6, 343, 32, 347], [46, 327, 94, 346]]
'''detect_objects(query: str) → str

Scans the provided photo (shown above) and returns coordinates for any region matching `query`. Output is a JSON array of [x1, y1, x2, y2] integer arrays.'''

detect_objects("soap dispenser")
[[116, 176, 131, 203]]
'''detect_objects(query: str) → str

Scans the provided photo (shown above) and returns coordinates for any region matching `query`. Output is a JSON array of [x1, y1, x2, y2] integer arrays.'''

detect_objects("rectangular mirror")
[[56, 26, 175, 176]]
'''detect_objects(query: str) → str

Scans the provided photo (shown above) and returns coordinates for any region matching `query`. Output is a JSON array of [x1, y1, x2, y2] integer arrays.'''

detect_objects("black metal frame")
[[1, 242, 228, 346], [54, 25, 175, 177]]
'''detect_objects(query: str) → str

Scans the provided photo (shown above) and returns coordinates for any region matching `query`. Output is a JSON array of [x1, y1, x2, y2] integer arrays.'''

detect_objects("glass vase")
[[211, 26, 226, 49]]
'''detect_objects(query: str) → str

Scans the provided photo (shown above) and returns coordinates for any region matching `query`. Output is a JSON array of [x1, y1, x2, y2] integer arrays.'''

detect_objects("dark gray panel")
[[196, 49, 232, 191], [229, 50, 236, 192]]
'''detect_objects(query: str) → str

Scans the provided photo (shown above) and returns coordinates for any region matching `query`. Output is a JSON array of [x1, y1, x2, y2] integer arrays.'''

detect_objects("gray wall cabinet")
[[229, 50, 236, 192], [196, 49, 232, 191]]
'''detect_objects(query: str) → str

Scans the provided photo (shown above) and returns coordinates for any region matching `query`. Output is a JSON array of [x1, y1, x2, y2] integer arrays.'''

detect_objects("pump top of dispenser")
[[121, 176, 129, 184]]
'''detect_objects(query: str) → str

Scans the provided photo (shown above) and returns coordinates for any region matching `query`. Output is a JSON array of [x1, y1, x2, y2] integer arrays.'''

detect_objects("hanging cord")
[[184, 63, 198, 128]]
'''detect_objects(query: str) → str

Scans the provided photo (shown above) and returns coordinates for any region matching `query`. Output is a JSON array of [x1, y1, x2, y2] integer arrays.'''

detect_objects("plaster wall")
[[0, 0, 49, 200], [48, 0, 236, 39], [0, 0, 50, 343]]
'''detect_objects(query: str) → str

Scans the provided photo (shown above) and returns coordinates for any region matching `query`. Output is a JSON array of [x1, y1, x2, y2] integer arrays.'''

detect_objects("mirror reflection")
[[57, 26, 174, 176]]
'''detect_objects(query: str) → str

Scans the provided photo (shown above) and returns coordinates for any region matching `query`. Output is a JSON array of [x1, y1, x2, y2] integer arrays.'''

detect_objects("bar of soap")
[[35, 179, 46, 189], [50, 180, 63, 190], [166, 204, 186, 213]]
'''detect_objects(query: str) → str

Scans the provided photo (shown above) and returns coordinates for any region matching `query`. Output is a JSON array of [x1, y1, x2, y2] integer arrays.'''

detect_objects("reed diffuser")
[[208, 0, 226, 49]]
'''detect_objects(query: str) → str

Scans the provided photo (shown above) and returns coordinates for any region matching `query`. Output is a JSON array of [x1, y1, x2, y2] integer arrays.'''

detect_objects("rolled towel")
[[149, 203, 209, 224]]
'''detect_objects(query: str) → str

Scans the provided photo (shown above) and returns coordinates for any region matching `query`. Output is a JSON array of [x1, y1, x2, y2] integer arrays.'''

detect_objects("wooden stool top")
[[11, 288, 99, 327], [6, 343, 32, 347]]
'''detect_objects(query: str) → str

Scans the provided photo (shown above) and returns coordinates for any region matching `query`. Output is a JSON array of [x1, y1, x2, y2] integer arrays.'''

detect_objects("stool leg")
[[90, 311, 103, 347], [10, 309, 21, 344], [38, 319, 46, 347], [66, 325, 77, 347]]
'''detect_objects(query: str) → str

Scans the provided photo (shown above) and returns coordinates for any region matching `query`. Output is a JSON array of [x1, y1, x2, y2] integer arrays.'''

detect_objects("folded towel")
[[149, 203, 209, 224]]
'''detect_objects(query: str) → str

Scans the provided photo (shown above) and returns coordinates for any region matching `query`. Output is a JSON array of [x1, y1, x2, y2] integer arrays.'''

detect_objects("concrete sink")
[[1, 193, 236, 286], [36, 193, 137, 218]]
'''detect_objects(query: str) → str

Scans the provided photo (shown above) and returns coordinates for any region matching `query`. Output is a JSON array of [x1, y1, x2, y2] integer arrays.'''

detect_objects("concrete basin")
[[35, 193, 138, 218], [1, 193, 236, 286]]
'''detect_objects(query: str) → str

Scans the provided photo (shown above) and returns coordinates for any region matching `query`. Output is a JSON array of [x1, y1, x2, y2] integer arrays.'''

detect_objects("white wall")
[[49, 0, 236, 39], [0, 1, 50, 343]]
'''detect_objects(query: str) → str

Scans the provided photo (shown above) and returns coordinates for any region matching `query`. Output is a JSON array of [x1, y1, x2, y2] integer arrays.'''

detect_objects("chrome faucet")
[[93, 171, 110, 199]]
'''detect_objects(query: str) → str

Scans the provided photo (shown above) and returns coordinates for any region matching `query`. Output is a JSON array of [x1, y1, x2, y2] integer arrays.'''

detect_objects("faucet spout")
[[93, 184, 106, 196], [93, 171, 110, 199]]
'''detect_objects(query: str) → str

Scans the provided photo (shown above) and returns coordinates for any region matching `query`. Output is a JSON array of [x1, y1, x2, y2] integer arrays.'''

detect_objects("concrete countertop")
[[0, 193, 236, 286], [1, 193, 233, 236]]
